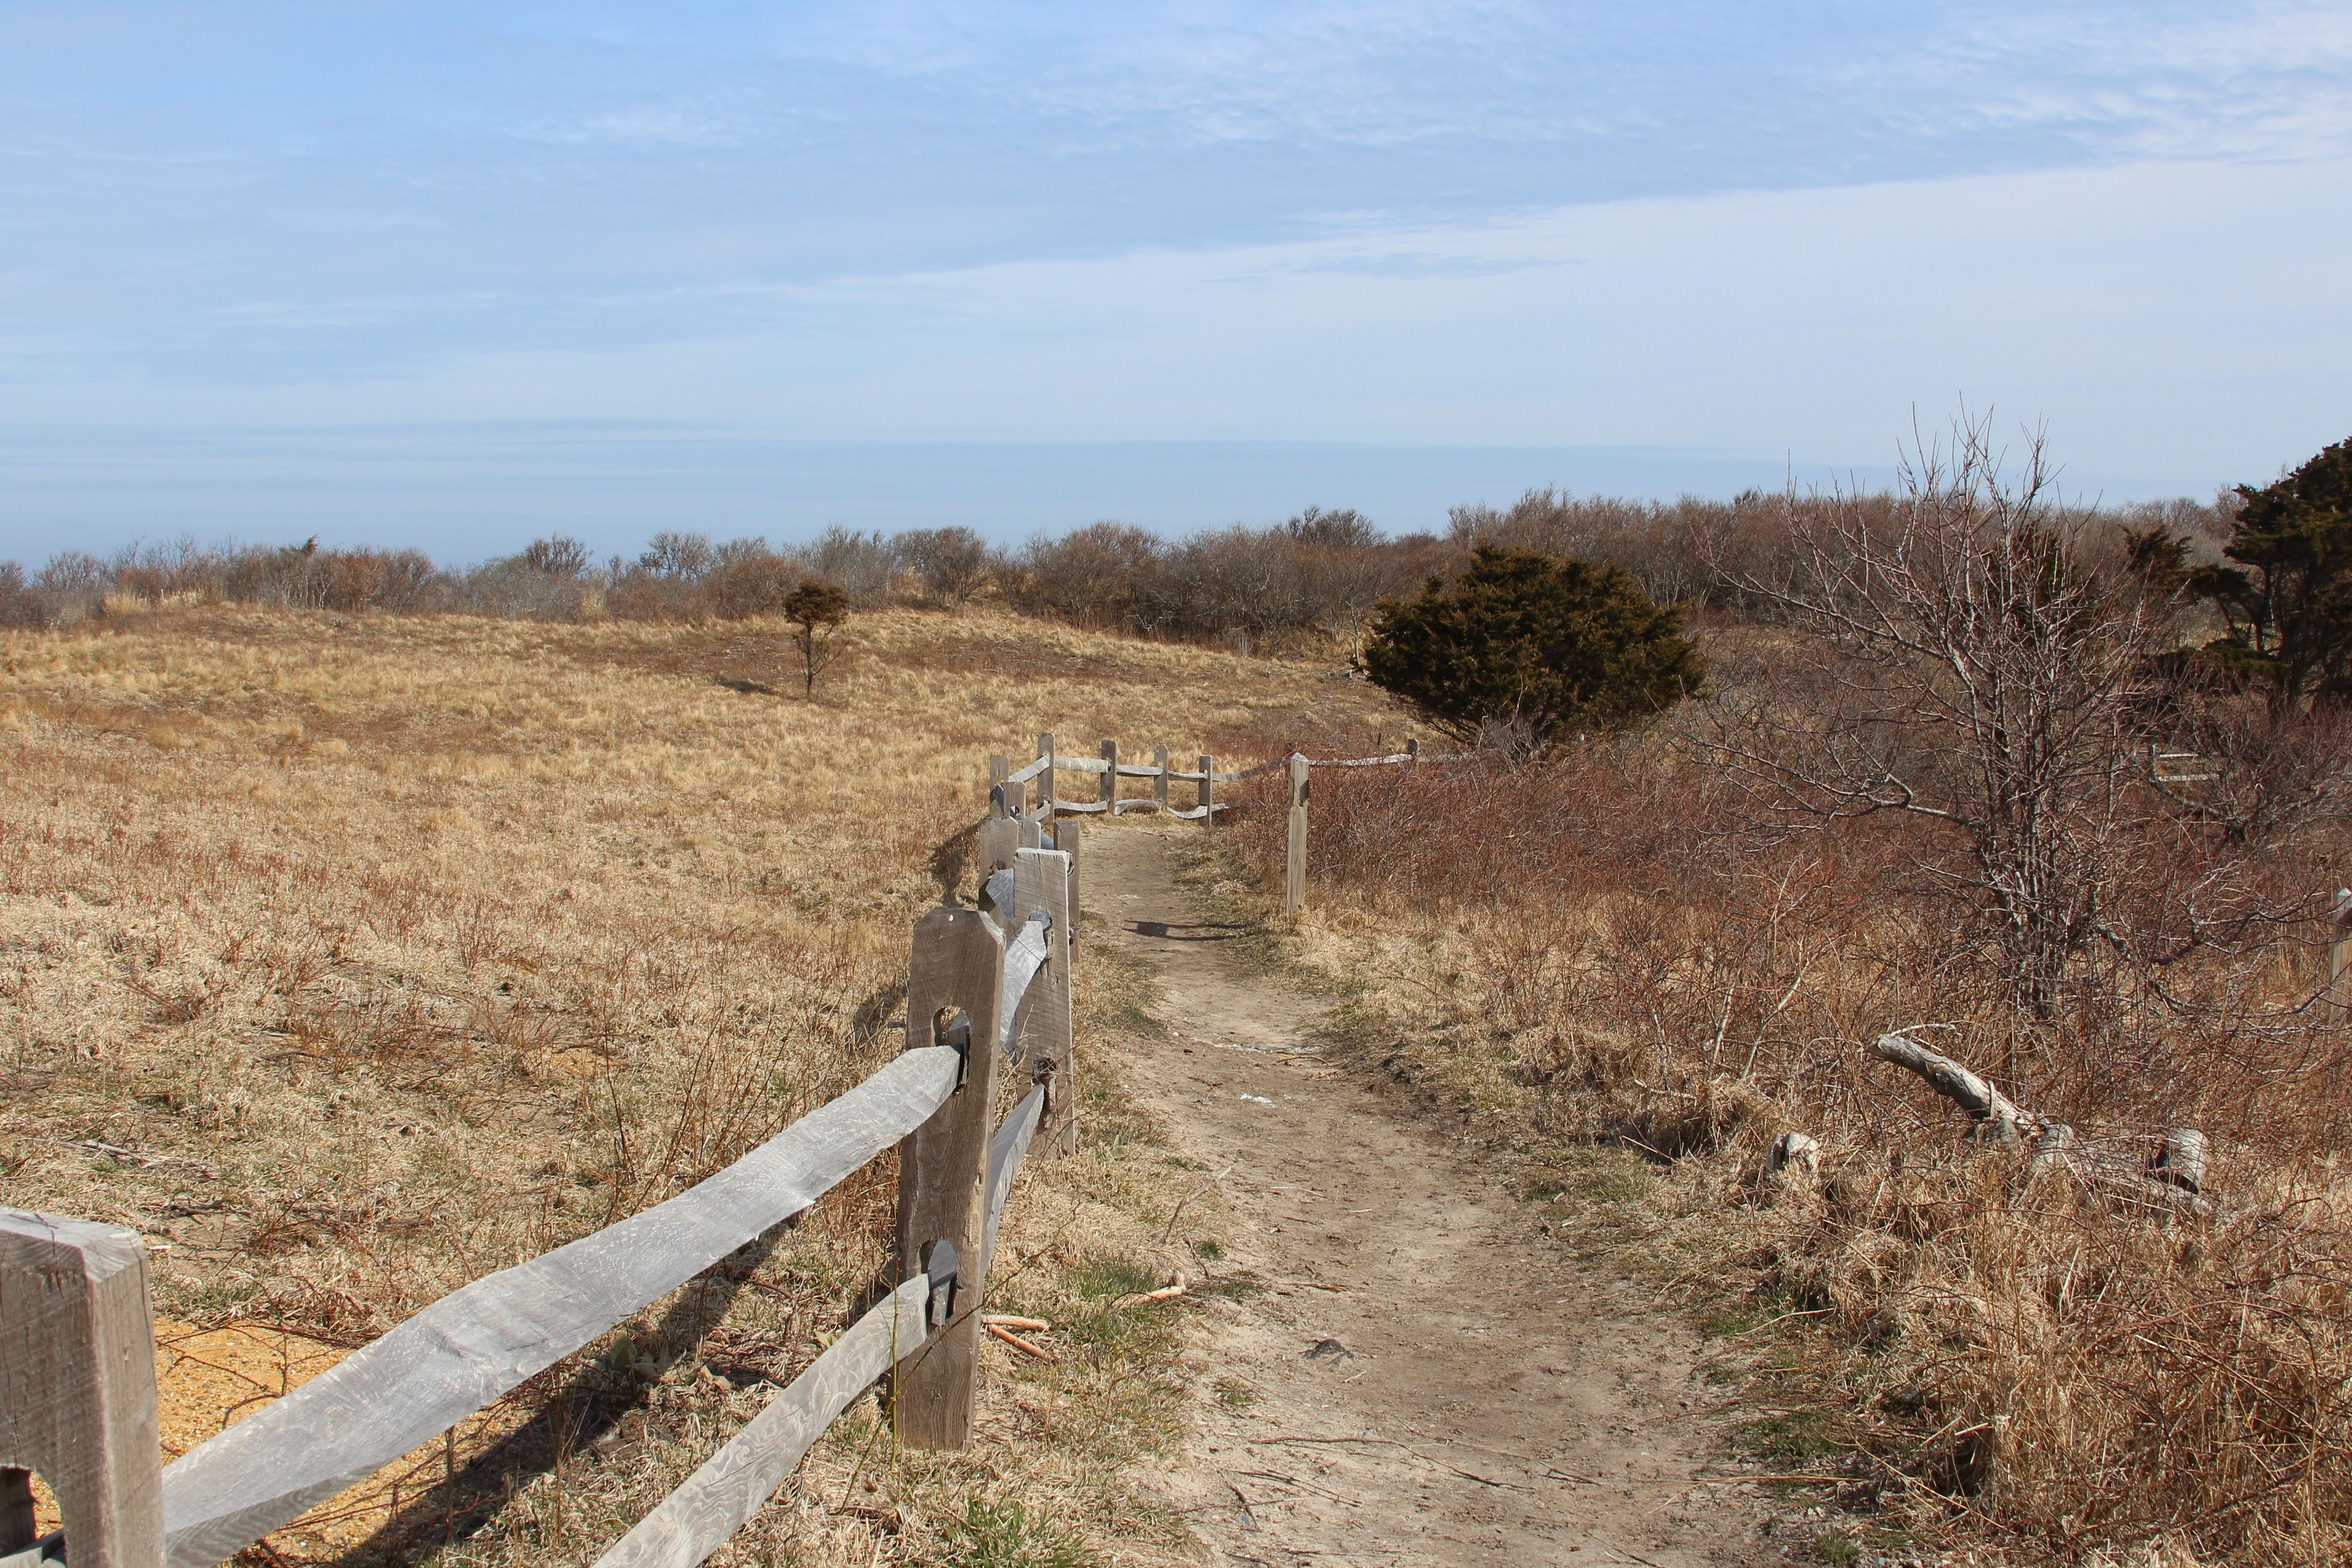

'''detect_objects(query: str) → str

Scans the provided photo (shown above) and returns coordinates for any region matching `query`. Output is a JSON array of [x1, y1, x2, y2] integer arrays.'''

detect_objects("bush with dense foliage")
[[1357, 544, 1706, 753]]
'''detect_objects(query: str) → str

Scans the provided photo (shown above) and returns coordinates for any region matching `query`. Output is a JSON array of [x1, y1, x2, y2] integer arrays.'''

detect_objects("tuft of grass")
[[933, 1494, 1103, 1568], [1065, 1255, 1162, 1301]]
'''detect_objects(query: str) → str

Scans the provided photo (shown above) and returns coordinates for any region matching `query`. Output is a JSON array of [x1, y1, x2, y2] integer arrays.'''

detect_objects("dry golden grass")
[[0, 601, 1402, 1566]]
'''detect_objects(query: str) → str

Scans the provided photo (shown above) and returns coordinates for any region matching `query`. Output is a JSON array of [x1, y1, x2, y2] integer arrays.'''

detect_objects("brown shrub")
[[1228, 726, 2352, 1561]]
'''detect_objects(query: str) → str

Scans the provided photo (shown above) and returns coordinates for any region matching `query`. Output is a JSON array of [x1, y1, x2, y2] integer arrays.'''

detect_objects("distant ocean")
[[0, 425, 2201, 565]]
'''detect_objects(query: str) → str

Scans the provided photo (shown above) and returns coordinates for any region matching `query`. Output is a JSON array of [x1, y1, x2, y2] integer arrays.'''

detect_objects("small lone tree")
[[1358, 543, 1705, 755], [782, 579, 851, 696]]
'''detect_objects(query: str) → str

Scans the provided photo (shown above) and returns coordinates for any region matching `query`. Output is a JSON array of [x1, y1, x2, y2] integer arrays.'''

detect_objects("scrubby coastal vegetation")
[[6, 417, 2349, 1564]]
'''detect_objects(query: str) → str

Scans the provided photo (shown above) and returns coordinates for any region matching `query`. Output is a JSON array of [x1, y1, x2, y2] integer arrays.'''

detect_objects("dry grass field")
[[0, 602, 1406, 1566]]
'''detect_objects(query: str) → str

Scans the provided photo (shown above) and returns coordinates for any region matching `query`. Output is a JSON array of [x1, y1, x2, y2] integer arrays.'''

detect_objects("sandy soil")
[[1084, 826, 1779, 1568]]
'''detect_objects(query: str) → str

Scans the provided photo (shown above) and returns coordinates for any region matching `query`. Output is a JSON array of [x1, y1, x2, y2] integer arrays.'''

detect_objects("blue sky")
[[4, 2, 2350, 560]]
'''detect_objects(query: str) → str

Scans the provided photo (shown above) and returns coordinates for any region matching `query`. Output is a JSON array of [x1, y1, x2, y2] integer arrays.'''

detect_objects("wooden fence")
[[986, 729, 1457, 917], [0, 764, 1090, 1568]]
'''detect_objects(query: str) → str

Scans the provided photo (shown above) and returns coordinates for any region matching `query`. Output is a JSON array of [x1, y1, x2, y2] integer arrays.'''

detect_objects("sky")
[[4, 2, 2350, 563]]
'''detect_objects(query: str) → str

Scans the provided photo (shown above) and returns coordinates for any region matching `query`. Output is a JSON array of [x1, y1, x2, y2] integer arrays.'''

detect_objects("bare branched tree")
[[1706, 415, 2167, 1020]]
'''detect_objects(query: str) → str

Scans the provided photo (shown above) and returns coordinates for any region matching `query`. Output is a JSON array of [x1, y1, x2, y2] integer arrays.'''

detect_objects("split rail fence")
[[0, 757, 1098, 1568], [986, 729, 1457, 917]]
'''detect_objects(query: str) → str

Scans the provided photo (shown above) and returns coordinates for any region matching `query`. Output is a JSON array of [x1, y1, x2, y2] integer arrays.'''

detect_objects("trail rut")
[[1085, 827, 1778, 1568]]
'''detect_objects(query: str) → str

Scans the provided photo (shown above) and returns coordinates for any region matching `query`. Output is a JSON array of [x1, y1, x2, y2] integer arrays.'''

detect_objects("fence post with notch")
[[0, 1209, 165, 1568], [1012, 847, 1077, 1157], [1197, 754, 1214, 829], [1099, 738, 1118, 813], [1036, 733, 1057, 819], [1054, 816, 1082, 934], [1284, 750, 1310, 914], [1153, 745, 1170, 812], [891, 907, 1005, 1449]]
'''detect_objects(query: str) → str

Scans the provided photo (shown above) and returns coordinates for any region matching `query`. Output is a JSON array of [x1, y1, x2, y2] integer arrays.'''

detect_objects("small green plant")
[[1808, 1532, 1861, 1565], [1066, 1254, 1159, 1300], [934, 1494, 1102, 1568]]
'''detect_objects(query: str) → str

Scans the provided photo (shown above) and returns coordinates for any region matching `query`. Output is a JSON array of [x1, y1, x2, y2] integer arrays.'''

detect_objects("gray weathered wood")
[[2152, 1128, 2209, 1194], [1867, 1034, 2029, 1139], [588, 1272, 933, 1568], [892, 908, 1004, 1449], [976, 816, 1017, 879], [157, 1048, 961, 1567], [1284, 751, 1310, 914], [1197, 755, 1214, 830], [1766, 1132, 1819, 1178], [1153, 745, 1170, 809], [1037, 733, 1057, 816], [0, 1210, 164, 1568], [1016, 810, 1044, 853], [979, 868, 1017, 927], [1054, 756, 1109, 775], [1052, 800, 1108, 814], [1054, 817, 1082, 930], [1012, 849, 1077, 1154], [982, 1090, 1045, 1279], [998, 917, 1049, 1049], [1002, 755, 1049, 788], [987, 756, 1010, 818], [1098, 739, 1118, 809]]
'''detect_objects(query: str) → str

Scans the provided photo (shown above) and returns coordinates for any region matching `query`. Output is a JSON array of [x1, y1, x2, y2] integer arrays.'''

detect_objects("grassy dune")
[[0, 603, 1404, 1565]]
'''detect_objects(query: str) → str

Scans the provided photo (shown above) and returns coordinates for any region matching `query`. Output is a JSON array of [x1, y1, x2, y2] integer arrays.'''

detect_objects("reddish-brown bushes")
[[1227, 731, 2352, 1559]]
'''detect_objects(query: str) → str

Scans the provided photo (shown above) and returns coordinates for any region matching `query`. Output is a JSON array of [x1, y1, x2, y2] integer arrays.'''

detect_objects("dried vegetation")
[[0, 602, 1400, 1565], [1221, 477, 2352, 1565]]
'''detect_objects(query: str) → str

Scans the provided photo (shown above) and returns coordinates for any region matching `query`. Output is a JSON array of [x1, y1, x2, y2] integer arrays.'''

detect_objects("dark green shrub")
[[1358, 543, 1706, 753], [2187, 437, 2352, 707]]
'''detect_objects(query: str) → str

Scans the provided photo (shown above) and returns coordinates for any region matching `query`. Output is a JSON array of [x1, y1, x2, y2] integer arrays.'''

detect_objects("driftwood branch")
[[1869, 1033, 2218, 1217], [1868, 1033, 2032, 1139]]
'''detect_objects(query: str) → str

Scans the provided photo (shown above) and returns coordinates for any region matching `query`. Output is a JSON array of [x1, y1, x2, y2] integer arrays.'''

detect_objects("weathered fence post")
[[1406, 737, 1419, 761], [2334, 888, 2351, 1017], [977, 756, 1018, 886], [1099, 738, 1118, 813], [1197, 754, 1214, 829], [1284, 751, 1310, 914], [892, 908, 1006, 1449], [0, 1210, 165, 1568], [1012, 848, 1077, 1156], [1153, 745, 1170, 813], [1054, 817, 1083, 933], [1037, 733, 1057, 820]]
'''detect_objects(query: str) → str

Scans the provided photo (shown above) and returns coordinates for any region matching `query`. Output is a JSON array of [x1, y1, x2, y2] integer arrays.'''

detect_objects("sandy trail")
[[1084, 826, 1773, 1568]]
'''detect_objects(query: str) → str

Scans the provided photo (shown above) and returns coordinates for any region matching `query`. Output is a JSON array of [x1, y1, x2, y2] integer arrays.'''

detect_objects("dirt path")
[[1084, 827, 1777, 1568]]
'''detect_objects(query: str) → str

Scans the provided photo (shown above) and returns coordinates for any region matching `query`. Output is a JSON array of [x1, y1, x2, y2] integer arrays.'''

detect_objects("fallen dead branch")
[[986, 1322, 1058, 1362]]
